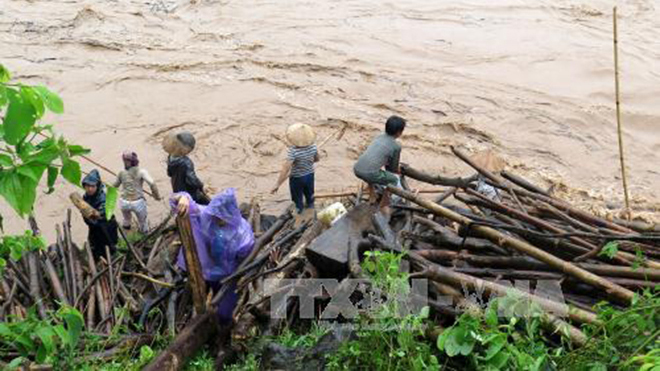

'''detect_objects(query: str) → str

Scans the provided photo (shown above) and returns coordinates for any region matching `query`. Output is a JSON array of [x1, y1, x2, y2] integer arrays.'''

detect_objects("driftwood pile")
[[0, 211, 194, 364], [2, 146, 659, 370], [147, 148, 660, 370]]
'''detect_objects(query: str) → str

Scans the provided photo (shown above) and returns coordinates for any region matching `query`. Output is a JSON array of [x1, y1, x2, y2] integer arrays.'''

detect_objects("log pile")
[[2, 146, 659, 370]]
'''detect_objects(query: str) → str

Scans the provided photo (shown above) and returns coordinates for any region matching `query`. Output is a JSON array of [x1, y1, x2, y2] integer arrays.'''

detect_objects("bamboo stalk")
[[613, 6, 631, 212], [388, 187, 636, 305]]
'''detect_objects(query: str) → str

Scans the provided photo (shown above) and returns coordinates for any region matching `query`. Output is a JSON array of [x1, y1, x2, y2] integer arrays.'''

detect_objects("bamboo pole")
[[388, 186, 635, 305], [613, 6, 631, 213]]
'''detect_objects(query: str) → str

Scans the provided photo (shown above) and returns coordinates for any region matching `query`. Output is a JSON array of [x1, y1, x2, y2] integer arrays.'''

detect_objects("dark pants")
[[88, 218, 119, 260], [289, 173, 315, 212]]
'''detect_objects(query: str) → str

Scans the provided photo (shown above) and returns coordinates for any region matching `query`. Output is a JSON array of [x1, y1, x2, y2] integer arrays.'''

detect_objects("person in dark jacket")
[[82, 169, 119, 260], [163, 131, 210, 205]]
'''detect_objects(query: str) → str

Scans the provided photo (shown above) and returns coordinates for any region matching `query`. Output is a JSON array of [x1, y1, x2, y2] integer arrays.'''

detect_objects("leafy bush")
[[327, 251, 439, 371], [0, 306, 84, 368]]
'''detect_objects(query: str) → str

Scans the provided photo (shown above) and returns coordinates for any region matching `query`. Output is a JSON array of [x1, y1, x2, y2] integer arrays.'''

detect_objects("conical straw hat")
[[470, 150, 506, 173], [286, 123, 316, 147], [162, 131, 196, 156]]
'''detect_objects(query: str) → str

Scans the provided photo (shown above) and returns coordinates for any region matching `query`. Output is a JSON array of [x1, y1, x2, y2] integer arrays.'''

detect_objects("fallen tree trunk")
[[143, 312, 219, 371]]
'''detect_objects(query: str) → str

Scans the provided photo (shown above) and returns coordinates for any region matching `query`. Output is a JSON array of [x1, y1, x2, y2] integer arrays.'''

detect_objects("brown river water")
[[1, 0, 659, 241]]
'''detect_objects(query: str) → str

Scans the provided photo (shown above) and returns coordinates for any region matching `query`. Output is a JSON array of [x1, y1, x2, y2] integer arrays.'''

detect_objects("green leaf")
[[21, 86, 45, 119], [17, 163, 47, 183], [599, 241, 619, 259], [484, 334, 507, 361], [0, 64, 11, 83], [36, 326, 56, 354], [0, 322, 13, 337], [36, 344, 48, 364], [7, 357, 24, 370], [61, 159, 81, 186], [488, 349, 511, 369], [33, 86, 63, 114], [0, 84, 7, 107], [106, 186, 118, 221], [0, 154, 13, 167], [53, 324, 69, 346], [30, 145, 61, 165], [67, 144, 91, 156], [62, 309, 84, 348], [3, 88, 37, 145], [0, 171, 24, 216], [46, 166, 58, 194]]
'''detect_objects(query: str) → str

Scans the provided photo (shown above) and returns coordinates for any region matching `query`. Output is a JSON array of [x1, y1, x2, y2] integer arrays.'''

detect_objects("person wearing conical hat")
[[353, 115, 406, 214], [162, 131, 210, 205], [270, 123, 319, 213]]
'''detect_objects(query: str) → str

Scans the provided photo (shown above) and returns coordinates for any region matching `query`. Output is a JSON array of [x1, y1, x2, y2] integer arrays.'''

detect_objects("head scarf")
[[122, 151, 139, 169]]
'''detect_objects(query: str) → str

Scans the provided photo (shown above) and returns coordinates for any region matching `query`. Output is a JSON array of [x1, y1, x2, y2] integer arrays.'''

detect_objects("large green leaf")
[[17, 163, 47, 183], [0, 171, 37, 216], [0, 64, 10, 83], [33, 86, 63, 114], [62, 309, 83, 349], [3, 88, 37, 145], [61, 159, 81, 186], [21, 86, 45, 119], [106, 186, 118, 221]]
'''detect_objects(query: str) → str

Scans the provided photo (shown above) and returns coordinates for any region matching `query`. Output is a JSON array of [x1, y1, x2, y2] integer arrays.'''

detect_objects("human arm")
[[140, 169, 162, 201], [386, 145, 402, 174], [270, 160, 293, 194], [112, 173, 122, 188], [183, 157, 205, 192]]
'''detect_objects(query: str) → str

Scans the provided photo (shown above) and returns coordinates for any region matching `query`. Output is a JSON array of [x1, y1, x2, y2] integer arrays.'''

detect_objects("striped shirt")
[[287, 145, 317, 178]]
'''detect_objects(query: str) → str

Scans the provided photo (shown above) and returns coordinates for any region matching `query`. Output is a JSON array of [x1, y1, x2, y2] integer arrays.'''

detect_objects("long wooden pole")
[[177, 215, 207, 315], [388, 186, 635, 305], [613, 6, 631, 211]]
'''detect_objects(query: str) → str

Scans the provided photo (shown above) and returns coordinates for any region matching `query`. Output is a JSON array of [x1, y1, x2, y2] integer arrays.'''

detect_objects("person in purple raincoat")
[[171, 188, 255, 323]]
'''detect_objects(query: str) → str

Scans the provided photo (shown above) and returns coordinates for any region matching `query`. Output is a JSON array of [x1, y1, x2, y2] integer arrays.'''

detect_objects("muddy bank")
[[1, 0, 659, 240]]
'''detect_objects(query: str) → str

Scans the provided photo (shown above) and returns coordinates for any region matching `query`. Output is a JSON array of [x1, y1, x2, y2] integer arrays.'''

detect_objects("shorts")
[[355, 169, 399, 186]]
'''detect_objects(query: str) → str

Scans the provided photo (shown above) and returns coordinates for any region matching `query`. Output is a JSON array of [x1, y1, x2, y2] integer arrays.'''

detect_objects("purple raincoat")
[[171, 188, 254, 322]]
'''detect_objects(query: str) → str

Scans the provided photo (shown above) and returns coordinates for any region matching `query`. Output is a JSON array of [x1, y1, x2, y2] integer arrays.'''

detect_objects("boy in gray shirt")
[[353, 115, 406, 212]]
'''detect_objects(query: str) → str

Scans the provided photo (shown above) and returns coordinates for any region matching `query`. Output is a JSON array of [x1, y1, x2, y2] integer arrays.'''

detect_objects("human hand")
[[177, 196, 190, 217], [270, 186, 279, 195]]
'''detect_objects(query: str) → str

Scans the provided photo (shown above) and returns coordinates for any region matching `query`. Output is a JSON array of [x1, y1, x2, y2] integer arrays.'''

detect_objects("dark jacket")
[[82, 170, 118, 258], [167, 156, 209, 205]]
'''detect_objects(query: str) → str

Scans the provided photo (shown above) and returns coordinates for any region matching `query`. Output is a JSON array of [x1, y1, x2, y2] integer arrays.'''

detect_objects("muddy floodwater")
[[1, 0, 659, 241]]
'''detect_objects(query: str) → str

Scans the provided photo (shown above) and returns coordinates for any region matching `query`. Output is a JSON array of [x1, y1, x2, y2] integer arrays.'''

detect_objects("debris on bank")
[[1, 147, 659, 370]]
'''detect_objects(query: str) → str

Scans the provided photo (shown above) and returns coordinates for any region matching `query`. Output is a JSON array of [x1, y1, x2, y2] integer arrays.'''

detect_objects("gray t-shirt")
[[353, 133, 401, 179]]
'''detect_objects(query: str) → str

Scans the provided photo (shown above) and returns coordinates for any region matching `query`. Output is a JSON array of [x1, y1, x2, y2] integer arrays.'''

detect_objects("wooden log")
[[388, 187, 636, 305], [420, 263, 598, 325], [26, 252, 47, 319], [400, 163, 475, 187], [69, 193, 101, 220], [416, 250, 660, 281], [465, 188, 622, 262], [64, 219, 78, 302], [176, 215, 207, 314], [411, 215, 508, 254], [84, 242, 109, 329], [86, 281, 96, 329], [500, 171, 550, 197], [143, 312, 219, 371], [41, 251, 68, 306]]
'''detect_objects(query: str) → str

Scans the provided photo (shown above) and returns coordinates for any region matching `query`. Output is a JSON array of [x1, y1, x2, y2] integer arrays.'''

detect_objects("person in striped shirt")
[[271, 124, 320, 213]]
